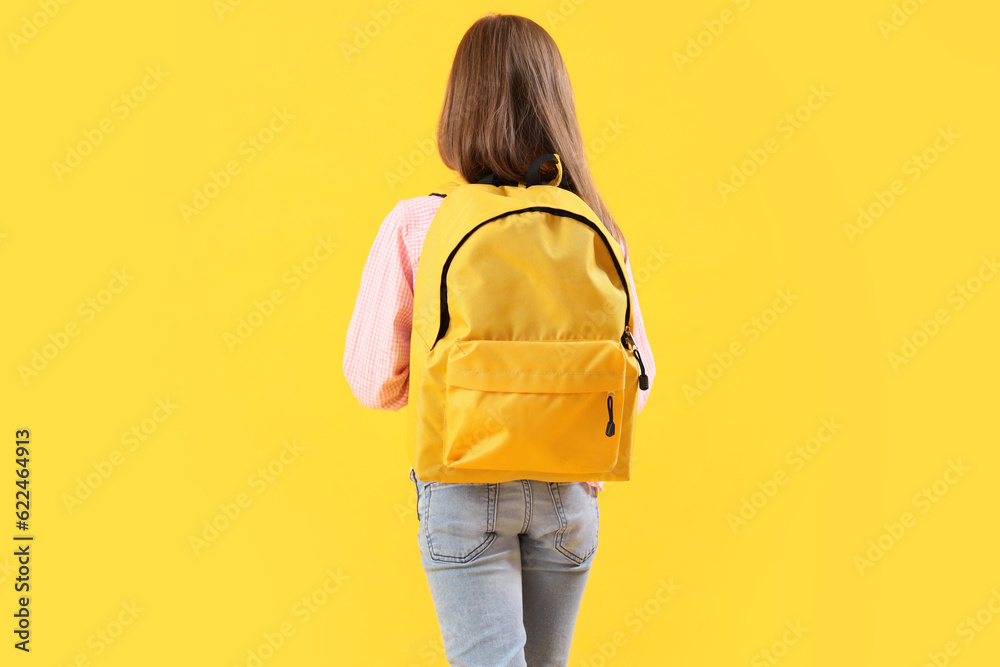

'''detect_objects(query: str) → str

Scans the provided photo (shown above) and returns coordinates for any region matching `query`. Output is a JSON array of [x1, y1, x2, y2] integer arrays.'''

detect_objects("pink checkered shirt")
[[343, 194, 656, 493]]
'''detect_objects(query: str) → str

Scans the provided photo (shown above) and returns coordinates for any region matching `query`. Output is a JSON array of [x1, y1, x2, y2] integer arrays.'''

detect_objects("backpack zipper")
[[624, 325, 649, 390], [431, 206, 632, 350], [605, 392, 616, 437]]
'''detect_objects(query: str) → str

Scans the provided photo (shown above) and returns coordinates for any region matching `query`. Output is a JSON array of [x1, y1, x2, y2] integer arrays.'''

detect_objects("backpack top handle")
[[525, 153, 563, 188]]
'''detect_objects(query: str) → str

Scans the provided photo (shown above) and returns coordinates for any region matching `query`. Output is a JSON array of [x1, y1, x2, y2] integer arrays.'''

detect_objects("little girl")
[[344, 13, 655, 666]]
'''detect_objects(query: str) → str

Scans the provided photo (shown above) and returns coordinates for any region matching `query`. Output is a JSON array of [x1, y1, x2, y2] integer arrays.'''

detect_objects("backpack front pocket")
[[443, 338, 627, 474]]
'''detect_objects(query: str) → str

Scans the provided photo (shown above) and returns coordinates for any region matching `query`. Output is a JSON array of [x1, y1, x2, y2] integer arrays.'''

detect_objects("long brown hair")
[[436, 12, 631, 263]]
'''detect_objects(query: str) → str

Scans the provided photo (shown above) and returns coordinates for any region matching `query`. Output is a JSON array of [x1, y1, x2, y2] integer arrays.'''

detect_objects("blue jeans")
[[410, 468, 599, 667]]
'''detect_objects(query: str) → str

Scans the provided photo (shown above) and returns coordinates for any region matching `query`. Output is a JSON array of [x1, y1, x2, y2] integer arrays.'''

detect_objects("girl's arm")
[[343, 201, 414, 411]]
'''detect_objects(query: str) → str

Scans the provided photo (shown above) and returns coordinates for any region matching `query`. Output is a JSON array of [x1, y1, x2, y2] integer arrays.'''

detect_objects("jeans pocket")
[[423, 482, 498, 563], [550, 482, 599, 564]]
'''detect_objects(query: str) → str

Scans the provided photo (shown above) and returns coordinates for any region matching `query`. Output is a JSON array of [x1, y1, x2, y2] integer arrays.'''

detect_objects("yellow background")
[[2, 0, 998, 664]]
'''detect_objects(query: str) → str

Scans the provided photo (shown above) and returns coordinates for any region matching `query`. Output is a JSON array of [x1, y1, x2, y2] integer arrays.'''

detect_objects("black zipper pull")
[[605, 392, 615, 436], [633, 347, 649, 390], [624, 326, 649, 390]]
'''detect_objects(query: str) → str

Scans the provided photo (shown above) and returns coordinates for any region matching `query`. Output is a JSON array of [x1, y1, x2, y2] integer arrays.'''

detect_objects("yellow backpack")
[[406, 154, 648, 483]]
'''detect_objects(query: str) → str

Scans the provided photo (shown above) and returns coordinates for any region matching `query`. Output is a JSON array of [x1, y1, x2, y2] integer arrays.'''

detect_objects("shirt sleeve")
[[623, 253, 656, 414], [343, 201, 414, 411]]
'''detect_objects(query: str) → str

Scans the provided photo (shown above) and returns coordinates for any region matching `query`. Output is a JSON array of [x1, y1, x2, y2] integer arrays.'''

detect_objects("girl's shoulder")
[[394, 194, 445, 227]]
